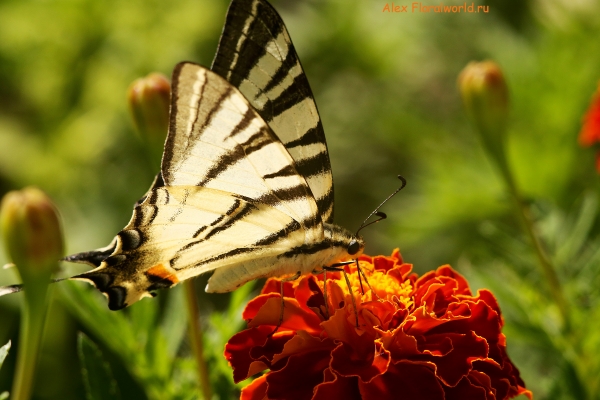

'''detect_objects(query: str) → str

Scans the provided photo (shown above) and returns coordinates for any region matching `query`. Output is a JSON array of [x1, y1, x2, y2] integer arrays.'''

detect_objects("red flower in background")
[[578, 82, 600, 173], [225, 250, 532, 400]]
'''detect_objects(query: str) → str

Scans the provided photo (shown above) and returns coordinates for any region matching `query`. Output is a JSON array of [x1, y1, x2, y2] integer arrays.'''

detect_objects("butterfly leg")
[[270, 271, 301, 336], [355, 259, 381, 300], [322, 261, 360, 328]]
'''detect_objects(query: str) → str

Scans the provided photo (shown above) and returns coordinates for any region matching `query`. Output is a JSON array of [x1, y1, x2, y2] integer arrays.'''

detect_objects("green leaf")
[[78, 333, 121, 400], [160, 286, 187, 358], [60, 281, 136, 355], [0, 340, 10, 369]]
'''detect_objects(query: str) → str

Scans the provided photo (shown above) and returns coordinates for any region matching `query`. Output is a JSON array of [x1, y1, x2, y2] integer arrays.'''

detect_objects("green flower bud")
[[127, 72, 171, 147], [458, 61, 509, 156], [0, 187, 63, 280]]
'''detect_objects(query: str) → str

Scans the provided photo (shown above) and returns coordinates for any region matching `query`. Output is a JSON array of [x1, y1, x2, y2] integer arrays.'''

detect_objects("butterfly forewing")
[[163, 63, 322, 241], [212, 0, 334, 223]]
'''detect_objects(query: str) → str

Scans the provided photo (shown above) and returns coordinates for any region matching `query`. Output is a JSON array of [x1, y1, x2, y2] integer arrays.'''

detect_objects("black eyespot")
[[106, 286, 128, 310], [85, 272, 114, 292], [347, 240, 360, 256]]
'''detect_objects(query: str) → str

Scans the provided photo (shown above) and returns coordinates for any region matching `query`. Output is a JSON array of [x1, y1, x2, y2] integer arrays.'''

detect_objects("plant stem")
[[11, 284, 49, 400], [184, 280, 212, 400], [498, 157, 570, 330]]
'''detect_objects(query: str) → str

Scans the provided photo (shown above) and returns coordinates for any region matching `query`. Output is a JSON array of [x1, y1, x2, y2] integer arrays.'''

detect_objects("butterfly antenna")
[[355, 175, 407, 237], [0, 277, 68, 297], [353, 175, 406, 297]]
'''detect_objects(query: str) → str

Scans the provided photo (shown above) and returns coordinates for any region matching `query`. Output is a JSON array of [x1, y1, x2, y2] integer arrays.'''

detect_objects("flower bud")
[[458, 61, 509, 157], [0, 187, 63, 279], [127, 72, 171, 148]]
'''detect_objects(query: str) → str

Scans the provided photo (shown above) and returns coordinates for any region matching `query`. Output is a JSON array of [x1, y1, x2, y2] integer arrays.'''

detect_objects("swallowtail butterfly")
[[57, 0, 368, 310]]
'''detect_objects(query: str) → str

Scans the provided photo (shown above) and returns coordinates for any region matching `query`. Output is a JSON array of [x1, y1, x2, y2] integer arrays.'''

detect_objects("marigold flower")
[[578, 82, 600, 173], [225, 250, 532, 400]]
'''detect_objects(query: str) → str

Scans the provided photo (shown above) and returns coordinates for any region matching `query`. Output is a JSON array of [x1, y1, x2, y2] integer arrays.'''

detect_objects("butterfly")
[[61, 0, 368, 310]]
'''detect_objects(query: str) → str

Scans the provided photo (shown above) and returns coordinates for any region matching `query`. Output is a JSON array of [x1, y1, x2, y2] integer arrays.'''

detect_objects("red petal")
[[313, 371, 361, 400], [247, 295, 323, 334], [579, 87, 600, 147], [359, 300, 397, 332], [261, 278, 296, 297], [243, 293, 278, 321], [476, 289, 502, 316], [322, 308, 372, 353], [300, 276, 328, 320], [472, 358, 531, 400], [437, 299, 501, 347], [417, 331, 489, 386], [225, 326, 293, 382], [330, 340, 390, 382], [271, 330, 334, 365], [404, 306, 450, 335], [435, 265, 471, 295], [444, 374, 490, 400], [265, 348, 333, 400], [380, 326, 420, 359], [241, 375, 269, 400], [387, 262, 413, 283], [372, 254, 398, 272], [358, 360, 445, 400], [390, 248, 403, 263]]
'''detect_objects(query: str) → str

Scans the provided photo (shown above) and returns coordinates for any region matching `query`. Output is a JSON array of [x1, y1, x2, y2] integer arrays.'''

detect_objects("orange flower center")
[[337, 260, 413, 309]]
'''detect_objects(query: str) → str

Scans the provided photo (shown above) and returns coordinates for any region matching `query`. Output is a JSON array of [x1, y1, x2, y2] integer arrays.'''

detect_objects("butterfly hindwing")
[[212, 0, 334, 223], [118, 185, 305, 282]]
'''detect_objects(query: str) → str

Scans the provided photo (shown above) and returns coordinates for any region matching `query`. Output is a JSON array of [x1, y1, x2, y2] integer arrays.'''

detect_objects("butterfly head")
[[71, 256, 179, 310], [325, 224, 365, 262], [347, 238, 363, 257]]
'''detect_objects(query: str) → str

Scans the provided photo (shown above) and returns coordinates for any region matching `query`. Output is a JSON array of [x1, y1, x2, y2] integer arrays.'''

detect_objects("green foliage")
[[57, 276, 252, 399], [78, 334, 120, 400], [461, 194, 600, 398], [0, 0, 599, 399], [62, 281, 194, 399]]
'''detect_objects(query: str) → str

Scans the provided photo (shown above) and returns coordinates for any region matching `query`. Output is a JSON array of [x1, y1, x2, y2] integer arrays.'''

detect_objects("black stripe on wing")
[[190, 219, 302, 269], [212, 0, 334, 223]]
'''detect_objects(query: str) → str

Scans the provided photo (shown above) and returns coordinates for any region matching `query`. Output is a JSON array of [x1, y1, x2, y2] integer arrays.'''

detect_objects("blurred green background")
[[1, 0, 600, 398]]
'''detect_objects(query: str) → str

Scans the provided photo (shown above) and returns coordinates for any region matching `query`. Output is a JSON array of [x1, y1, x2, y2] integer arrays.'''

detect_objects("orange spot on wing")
[[147, 263, 180, 284]]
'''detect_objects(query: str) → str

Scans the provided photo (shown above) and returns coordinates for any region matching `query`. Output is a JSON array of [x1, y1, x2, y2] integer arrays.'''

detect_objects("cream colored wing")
[[163, 62, 322, 242], [212, 0, 334, 223], [72, 186, 307, 310], [68, 63, 325, 310]]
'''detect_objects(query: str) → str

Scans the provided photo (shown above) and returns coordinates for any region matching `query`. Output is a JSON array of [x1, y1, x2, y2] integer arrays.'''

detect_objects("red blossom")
[[225, 250, 532, 400], [578, 82, 600, 173]]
